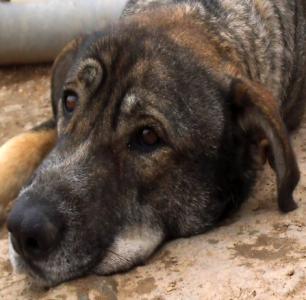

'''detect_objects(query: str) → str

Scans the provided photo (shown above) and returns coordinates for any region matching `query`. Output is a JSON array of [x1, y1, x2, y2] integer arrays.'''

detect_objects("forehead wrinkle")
[[108, 57, 150, 132], [104, 51, 142, 133]]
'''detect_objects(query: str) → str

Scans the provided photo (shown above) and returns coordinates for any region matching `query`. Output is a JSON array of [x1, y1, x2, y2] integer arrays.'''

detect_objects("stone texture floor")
[[0, 65, 306, 300]]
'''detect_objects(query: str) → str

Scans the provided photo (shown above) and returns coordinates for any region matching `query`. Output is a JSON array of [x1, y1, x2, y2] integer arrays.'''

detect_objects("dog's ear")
[[51, 38, 83, 116], [230, 78, 300, 212]]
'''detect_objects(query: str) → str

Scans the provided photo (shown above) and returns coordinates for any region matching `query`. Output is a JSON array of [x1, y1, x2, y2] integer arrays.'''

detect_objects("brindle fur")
[[1, 0, 305, 286]]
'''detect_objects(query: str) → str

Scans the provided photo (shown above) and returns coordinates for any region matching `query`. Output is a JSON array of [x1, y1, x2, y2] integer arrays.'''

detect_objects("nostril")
[[17, 218, 62, 259], [21, 219, 62, 259], [25, 237, 40, 253]]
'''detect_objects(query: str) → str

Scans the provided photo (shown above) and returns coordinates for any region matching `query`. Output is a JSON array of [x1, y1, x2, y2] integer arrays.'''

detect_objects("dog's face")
[[7, 6, 299, 286]]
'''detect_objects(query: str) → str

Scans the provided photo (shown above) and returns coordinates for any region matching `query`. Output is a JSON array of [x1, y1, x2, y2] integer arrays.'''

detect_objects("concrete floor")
[[0, 65, 306, 300]]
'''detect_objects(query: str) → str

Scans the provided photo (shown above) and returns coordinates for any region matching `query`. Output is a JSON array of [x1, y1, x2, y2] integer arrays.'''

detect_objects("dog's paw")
[[0, 130, 56, 216]]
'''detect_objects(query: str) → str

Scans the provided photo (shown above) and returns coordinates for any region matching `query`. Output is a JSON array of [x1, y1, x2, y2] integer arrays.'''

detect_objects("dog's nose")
[[7, 197, 63, 259]]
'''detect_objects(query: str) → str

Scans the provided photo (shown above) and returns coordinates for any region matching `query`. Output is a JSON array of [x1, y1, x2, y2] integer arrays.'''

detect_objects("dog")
[[0, 0, 305, 287]]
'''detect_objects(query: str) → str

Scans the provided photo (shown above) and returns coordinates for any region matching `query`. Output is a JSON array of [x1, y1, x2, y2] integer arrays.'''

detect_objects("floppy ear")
[[230, 78, 300, 212], [51, 37, 83, 117]]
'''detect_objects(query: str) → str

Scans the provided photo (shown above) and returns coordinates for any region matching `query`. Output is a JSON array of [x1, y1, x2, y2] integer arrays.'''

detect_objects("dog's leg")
[[0, 120, 56, 222]]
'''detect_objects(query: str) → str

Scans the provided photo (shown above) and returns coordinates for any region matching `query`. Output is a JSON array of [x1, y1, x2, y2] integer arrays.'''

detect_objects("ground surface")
[[0, 65, 306, 300]]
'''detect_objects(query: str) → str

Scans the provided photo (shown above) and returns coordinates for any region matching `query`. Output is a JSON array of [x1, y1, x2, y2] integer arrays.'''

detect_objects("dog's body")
[[0, 0, 305, 286]]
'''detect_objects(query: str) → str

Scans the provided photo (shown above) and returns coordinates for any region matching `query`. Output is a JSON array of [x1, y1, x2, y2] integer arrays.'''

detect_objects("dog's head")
[[7, 5, 299, 286]]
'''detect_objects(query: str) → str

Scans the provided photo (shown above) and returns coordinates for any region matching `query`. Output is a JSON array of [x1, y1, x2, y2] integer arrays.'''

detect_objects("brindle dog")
[[0, 0, 305, 287]]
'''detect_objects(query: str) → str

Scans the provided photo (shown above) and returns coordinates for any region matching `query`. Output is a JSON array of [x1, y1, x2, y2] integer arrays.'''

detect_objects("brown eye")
[[140, 127, 159, 146], [63, 91, 78, 113], [129, 127, 163, 152]]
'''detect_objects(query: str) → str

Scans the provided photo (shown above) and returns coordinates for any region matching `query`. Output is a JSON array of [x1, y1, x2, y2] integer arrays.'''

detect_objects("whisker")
[[107, 249, 131, 264]]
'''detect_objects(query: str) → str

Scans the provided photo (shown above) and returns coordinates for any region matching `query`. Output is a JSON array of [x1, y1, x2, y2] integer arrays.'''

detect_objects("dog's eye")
[[63, 91, 78, 113], [140, 128, 159, 146], [129, 127, 162, 152]]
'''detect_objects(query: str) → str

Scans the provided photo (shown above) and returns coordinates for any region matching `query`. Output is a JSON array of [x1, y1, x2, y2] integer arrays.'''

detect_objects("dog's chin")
[[8, 225, 164, 286], [94, 225, 164, 275]]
